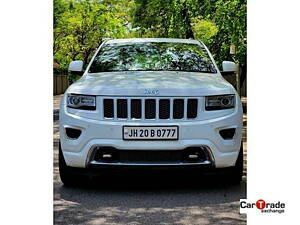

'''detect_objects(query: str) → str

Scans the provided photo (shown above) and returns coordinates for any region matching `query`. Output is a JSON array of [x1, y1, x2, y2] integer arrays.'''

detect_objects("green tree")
[[191, 17, 218, 44], [132, 0, 247, 67], [54, 0, 246, 77], [54, 0, 134, 68]]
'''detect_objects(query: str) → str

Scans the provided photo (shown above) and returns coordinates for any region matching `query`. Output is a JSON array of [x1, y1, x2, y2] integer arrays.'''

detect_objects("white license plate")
[[123, 126, 179, 140]]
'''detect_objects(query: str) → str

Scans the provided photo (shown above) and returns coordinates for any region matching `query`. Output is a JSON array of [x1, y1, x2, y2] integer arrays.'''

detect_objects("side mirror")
[[221, 61, 237, 76], [68, 60, 84, 76]]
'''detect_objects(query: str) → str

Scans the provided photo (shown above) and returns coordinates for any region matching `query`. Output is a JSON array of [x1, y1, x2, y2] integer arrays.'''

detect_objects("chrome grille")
[[103, 97, 198, 120]]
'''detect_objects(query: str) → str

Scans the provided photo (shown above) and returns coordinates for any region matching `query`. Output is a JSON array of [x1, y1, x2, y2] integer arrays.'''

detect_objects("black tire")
[[229, 143, 244, 185], [59, 142, 80, 187]]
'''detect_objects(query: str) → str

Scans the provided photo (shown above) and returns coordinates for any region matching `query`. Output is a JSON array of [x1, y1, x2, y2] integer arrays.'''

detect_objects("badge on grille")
[[144, 89, 159, 95]]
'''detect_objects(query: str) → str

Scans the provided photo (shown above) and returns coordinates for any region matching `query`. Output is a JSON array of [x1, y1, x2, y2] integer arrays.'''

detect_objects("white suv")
[[59, 38, 243, 185]]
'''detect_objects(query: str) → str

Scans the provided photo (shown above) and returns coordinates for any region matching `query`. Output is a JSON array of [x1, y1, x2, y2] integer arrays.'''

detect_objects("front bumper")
[[59, 99, 243, 169]]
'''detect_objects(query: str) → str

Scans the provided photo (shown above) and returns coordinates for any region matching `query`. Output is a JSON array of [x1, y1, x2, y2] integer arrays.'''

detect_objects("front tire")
[[59, 142, 79, 186], [229, 143, 244, 184]]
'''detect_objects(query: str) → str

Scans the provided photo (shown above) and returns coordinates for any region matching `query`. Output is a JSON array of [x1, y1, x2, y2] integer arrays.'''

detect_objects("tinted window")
[[89, 42, 217, 73]]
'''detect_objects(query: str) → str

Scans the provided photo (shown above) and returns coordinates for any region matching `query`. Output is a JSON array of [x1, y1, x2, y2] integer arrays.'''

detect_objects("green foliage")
[[132, 0, 247, 67], [210, 0, 247, 66], [54, 0, 246, 73], [53, 66, 68, 75], [54, 0, 135, 69], [191, 18, 218, 44]]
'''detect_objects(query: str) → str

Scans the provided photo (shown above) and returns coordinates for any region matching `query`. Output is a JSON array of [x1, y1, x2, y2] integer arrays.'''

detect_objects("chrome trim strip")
[[155, 98, 159, 120], [89, 160, 211, 166], [113, 98, 117, 119], [141, 98, 145, 120], [170, 98, 174, 120], [183, 98, 187, 119], [86, 144, 215, 167], [127, 98, 131, 120]]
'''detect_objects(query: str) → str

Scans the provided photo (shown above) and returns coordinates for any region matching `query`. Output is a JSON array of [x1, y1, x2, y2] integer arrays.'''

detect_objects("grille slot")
[[173, 99, 184, 119], [119, 150, 183, 163], [103, 98, 199, 120], [131, 99, 141, 119], [93, 147, 209, 163], [187, 99, 198, 118], [117, 99, 128, 118], [159, 99, 170, 119], [103, 99, 114, 118], [145, 99, 156, 119]]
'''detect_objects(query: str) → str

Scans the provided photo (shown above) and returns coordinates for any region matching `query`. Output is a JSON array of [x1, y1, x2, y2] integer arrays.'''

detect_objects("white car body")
[[59, 38, 243, 172]]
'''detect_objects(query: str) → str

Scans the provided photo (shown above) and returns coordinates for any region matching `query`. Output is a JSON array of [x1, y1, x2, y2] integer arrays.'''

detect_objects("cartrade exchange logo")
[[240, 199, 286, 214]]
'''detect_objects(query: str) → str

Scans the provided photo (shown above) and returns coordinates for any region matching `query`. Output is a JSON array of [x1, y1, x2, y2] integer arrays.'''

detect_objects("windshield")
[[88, 42, 217, 73]]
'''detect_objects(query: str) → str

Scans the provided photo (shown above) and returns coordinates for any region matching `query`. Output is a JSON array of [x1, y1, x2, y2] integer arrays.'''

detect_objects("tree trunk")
[[181, 3, 194, 39]]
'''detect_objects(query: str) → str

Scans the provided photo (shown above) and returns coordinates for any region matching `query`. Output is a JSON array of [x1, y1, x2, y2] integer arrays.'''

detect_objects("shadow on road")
[[54, 170, 246, 225]]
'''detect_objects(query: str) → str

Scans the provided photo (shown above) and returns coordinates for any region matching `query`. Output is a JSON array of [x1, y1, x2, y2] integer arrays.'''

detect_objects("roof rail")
[[102, 37, 113, 41]]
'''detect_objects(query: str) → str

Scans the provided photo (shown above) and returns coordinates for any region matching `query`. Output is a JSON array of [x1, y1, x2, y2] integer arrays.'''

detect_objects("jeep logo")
[[144, 89, 159, 95]]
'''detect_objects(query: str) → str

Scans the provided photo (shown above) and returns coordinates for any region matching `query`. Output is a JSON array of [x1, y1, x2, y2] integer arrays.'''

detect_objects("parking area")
[[53, 95, 247, 225]]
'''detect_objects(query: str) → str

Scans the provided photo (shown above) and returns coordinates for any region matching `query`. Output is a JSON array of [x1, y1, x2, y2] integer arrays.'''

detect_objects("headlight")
[[205, 95, 235, 110], [67, 94, 96, 110]]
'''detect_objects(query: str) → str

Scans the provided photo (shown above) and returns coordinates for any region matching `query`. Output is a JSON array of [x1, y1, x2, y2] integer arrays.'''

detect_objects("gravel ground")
[[53, 99, 247, 225]]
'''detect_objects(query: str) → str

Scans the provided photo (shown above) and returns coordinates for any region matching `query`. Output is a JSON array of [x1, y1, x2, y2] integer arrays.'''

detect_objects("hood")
[[67, 71, 234, 96]]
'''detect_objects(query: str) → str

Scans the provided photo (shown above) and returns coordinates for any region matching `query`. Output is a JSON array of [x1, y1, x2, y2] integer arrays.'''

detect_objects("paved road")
[[54, 114, 247, 225]]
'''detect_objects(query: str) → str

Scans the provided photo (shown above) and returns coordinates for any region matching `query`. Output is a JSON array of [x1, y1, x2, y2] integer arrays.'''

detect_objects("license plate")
[[123, 126, 179, 140]]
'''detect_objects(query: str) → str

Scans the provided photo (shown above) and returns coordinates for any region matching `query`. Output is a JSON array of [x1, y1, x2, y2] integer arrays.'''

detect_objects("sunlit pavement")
[[53, 96, 247, 225]]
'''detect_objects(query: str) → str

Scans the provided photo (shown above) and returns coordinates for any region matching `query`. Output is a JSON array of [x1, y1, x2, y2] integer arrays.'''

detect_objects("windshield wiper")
[[90, 69, 217, 73]]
